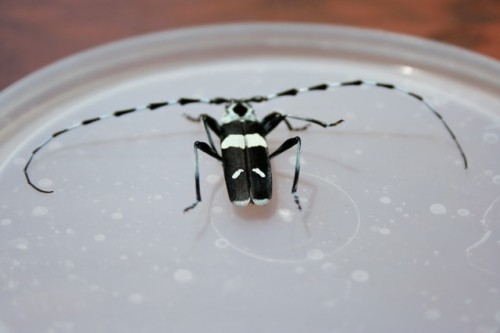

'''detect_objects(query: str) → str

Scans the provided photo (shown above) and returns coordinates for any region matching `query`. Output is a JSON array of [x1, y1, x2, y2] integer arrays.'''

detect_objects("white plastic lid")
[[0, 23, 499, 333]]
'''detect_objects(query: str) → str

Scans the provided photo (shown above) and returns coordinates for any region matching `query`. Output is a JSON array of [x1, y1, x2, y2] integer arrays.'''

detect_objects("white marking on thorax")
[[245, 133, 267, 148], [221, 134, 267, 150], [221, 135, 246, 149], [232, 169, 245, 179], [252, 168, 266, 178]]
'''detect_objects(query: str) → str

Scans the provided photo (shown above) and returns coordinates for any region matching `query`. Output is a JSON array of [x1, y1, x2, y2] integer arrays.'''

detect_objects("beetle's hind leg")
[[184, 141, 222, 213], [269, 137, 302, 210]]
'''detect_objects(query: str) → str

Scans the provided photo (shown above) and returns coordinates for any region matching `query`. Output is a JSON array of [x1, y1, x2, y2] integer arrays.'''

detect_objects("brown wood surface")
[[1, 0, 498, 90]]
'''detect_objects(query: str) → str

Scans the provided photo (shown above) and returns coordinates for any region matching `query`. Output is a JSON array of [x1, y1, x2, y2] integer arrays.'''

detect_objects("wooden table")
[[1, 0, 498, 90]]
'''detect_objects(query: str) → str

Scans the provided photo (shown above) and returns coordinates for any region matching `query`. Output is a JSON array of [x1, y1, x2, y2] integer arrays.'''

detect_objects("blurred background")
[[0, 0, 498, 90]]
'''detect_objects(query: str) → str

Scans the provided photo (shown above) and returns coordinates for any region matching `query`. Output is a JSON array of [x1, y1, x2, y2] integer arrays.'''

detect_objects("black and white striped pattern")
[[24, 80, 468, 211]]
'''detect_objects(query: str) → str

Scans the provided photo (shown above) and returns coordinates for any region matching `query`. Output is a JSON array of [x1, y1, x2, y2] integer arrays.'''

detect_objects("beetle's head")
[[222, 100, 257, 123]]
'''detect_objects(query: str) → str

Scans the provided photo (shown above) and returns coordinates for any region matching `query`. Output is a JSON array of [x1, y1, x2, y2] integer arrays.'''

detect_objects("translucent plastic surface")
[[0, 24, 499, 333]]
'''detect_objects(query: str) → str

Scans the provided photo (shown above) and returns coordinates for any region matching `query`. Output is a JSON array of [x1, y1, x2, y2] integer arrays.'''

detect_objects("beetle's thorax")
[[220, 101, 257, 124]]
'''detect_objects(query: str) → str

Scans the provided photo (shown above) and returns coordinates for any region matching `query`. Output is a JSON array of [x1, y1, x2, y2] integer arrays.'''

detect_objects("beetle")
[[23, 80, 468, 212]]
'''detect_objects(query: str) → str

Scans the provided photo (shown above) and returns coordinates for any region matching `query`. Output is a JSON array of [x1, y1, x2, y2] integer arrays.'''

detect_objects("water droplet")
[[457, 208, 470, 217], [351, 269, 370, 282], [33, 206, 48, 216], [111, 211, 123, 220], [173, 269, 193, 283], [1, 218, 12, 226], [65, 228, 76, 235], [94, 234, 106, 242], [322, 262, 336, 271], [307, 248, 325, 261], [128, 293, 144, 304], [38, 178, 53, 188], [482, 132, 499, 144], [278, 209, 293, 223], [425, 308, 441, 320], [215, 238, 229, 248], [379, 196, 391, 204], [379, 228, 391, 235], [493, 175, 500, 185], [10, 238, 29, 250], [430, 203, 447, 215]]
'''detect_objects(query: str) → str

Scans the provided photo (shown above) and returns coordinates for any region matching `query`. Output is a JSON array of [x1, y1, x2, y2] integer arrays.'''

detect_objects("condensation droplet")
[[482, 132, 499, 144], [11, 238, 29, 250], [493, 175, 500, 185], [425, 308, 441, 320], [379, 196, 391, 204], [38, 178, 53, 188], [33, 206, 48, 216], [457, 208, 470, 217], [111, 211, 123, 220], [173, 269, 193, 283], [215, 238, 229, 248], [278, 208, 294, 223], [1, 218, 12, 226], [322, 262, 336, 271], [128, 293, 144, 304], [430, 203, 447, 215], [351, 269, 370, 282], [94, 234, 106, 242], [379, 228, 391, 235], [65, 228, 76, 235], [307, 248, 325, 261]]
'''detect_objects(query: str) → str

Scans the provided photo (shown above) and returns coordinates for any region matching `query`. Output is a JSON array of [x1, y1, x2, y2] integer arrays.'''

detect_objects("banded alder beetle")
[[24, 80, 468, 212]]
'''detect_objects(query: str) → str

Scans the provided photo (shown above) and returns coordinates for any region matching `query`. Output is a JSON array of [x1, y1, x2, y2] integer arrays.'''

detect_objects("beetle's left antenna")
[[24, 97, 230, 193]]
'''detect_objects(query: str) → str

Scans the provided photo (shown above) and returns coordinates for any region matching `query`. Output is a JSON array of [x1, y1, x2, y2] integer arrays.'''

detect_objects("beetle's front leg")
[[184, 113, 222, 155]]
